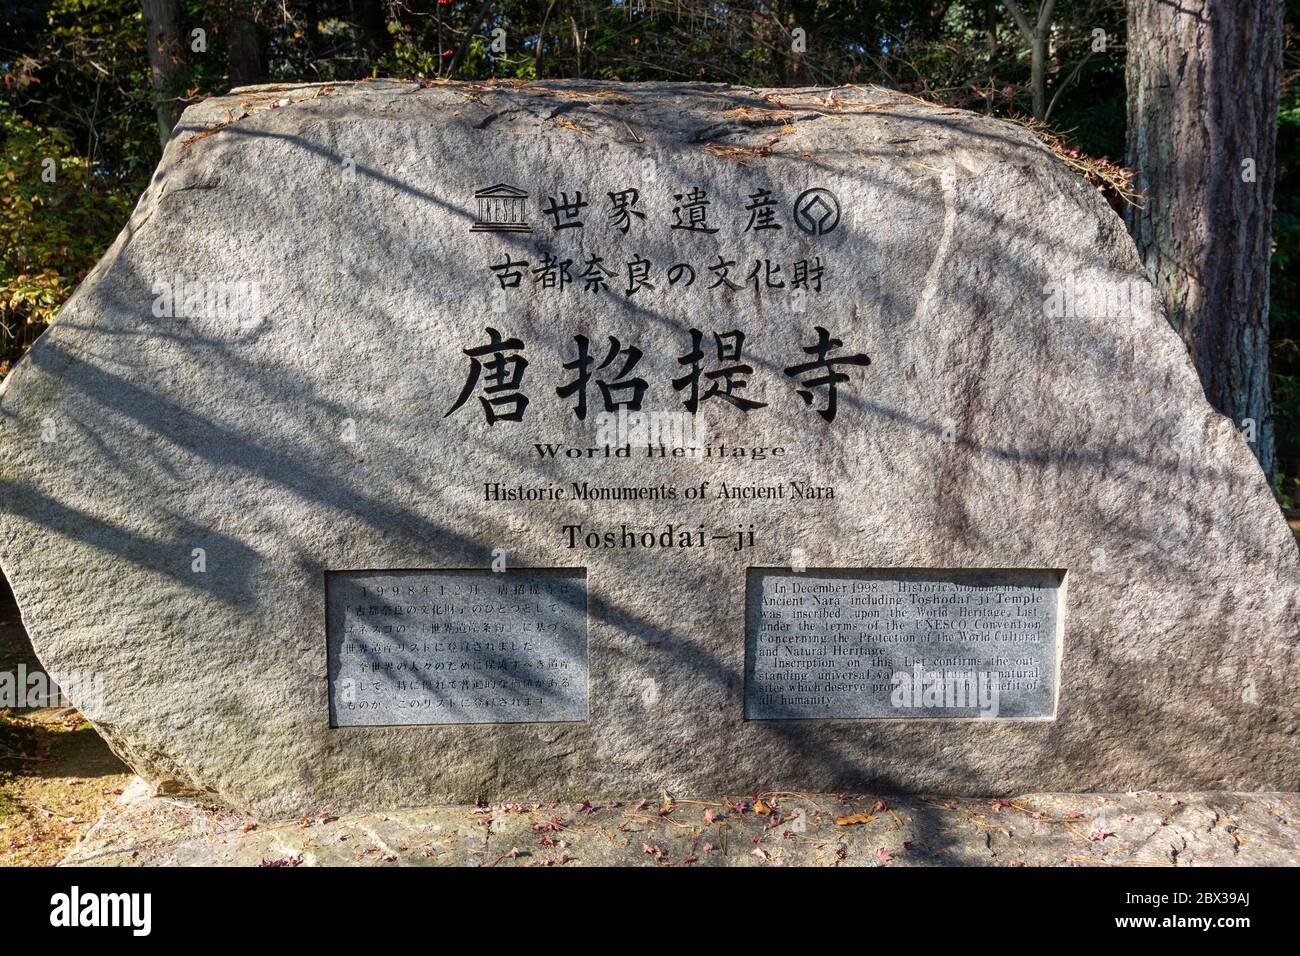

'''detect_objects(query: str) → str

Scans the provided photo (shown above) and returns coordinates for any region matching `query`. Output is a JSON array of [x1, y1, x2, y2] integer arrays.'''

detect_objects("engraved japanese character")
[[783, 326, 871, 423], [446, 327, 530, 425], [671, 187, 719, 234], [489, 254, 529, 289], [607, 189, 646, 234], [542, 191, 588, 230], [579, 253, 616, 293], [532, 252, 572, 290], [673, 329, 767, 413], [743, 188, 782, 231], [625, 255, 655, 296]]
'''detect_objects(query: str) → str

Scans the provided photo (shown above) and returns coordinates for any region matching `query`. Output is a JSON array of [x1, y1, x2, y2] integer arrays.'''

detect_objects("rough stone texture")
[[1, 80, 1297, 817], [61, 780, 1300, 867]]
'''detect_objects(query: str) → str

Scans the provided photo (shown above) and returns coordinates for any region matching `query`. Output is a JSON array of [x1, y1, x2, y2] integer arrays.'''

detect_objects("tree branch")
[[535, 0, 557, 77], [1036, 0, 1057, 36], [1000, 0, 1034, 43], [446, 0, 494, 77], [1044, 48, 1092, 124]]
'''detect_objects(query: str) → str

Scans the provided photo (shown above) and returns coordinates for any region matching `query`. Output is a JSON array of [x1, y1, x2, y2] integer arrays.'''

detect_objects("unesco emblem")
[[470, 183, 532, 233], [793, 188, 841, 236]]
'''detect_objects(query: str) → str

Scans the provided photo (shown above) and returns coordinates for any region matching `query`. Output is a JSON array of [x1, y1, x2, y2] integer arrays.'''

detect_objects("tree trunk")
[[304, 0, 319, 57], [140, 0, 183, 145], [771, 0, 789, 86], [570, 16, 583, 79], [1028, 32, 1045, 120], [1000, 0, 1054, 121], [354, 0, 391, 61], [1125, 0, 1283, 481], [226, 7, 265, 87], [447, 0, 493, 78]]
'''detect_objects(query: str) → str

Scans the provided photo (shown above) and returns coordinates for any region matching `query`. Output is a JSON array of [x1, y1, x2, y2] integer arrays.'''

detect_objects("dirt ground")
[[0, 582, 131, 866]]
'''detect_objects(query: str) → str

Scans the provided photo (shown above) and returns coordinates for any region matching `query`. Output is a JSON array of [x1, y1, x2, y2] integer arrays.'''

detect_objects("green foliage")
[[0, 103, 133, 374], [41, 0, 161, 182]]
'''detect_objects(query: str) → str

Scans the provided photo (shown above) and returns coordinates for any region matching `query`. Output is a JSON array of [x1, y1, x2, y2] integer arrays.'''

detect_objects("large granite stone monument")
[[1, 81, 1296, 817]]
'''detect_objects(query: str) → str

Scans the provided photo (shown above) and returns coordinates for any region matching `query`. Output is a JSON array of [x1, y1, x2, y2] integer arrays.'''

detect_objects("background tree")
[[140, 0, 184, 143], [1001, 0, 1055, 120], [1126, 0, 1285, 483], [225, 1, 265, 86]]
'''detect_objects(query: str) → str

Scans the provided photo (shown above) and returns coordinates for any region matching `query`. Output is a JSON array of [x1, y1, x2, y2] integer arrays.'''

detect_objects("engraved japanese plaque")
[[326, 569, 588, 726], [745, 568, 1062, 720]]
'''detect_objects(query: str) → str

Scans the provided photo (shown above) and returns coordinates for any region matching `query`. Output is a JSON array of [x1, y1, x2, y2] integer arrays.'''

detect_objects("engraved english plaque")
[[745, 568, 1063, 720]]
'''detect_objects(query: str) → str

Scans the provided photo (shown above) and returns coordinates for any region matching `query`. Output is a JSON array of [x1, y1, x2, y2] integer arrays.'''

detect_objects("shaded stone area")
[[63, 779, 1300, 867]]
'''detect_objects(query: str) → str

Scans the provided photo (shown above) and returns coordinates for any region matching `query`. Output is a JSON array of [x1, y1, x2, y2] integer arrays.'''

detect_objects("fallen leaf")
[[833, 813, 875, 826]]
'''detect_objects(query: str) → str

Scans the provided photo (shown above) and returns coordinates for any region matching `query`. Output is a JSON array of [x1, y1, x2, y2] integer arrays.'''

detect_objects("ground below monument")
[[62, 782, 1300, 867], [0, 583, 131, 866]]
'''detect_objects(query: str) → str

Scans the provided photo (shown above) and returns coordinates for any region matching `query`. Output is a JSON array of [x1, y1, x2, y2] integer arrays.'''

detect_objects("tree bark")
[[1028, 30, 1045, 119], [1125, 0, 1283, 481], [140, 0, 184, 145], [773, 0, 789, 86]]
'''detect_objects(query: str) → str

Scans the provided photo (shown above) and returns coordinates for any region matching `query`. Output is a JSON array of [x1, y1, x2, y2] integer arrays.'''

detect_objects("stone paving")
[[61, 778, 1300, 867]]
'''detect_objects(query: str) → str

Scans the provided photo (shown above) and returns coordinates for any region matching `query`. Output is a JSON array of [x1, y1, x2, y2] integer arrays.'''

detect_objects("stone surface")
[[61, 779, 1300, 867], [1, 80, 1297, 817], [326, 568, 588, 726], [744, 567, 1061, 719]]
